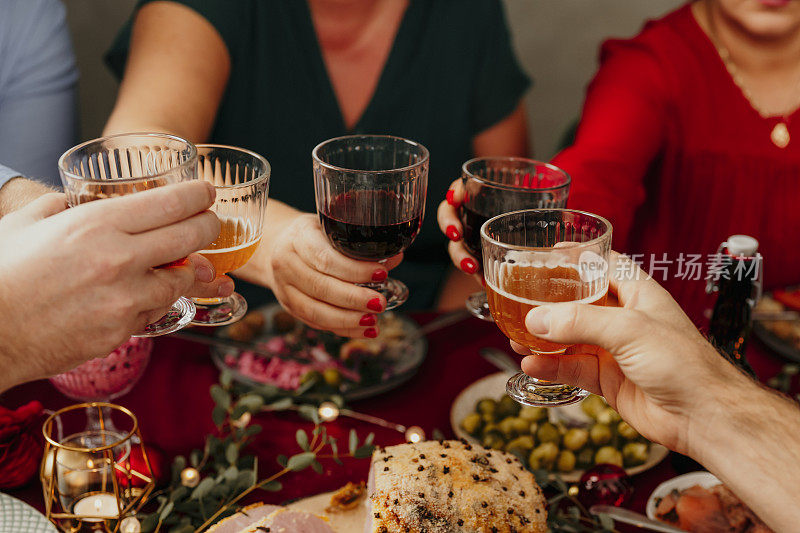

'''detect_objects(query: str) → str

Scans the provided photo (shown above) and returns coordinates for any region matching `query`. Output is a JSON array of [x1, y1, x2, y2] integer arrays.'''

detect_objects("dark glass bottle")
[[707, 235, 762, 377]]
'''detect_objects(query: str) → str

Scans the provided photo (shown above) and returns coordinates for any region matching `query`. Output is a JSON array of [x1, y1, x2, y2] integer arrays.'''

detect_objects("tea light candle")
[[73, 493, 119, 521]]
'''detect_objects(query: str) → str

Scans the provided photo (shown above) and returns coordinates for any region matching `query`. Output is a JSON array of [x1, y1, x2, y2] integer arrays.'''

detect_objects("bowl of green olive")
[[450, 373, 669, 482]]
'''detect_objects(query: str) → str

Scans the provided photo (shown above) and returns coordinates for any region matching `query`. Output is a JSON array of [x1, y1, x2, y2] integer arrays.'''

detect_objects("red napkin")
[[0, 401, 44, 489]]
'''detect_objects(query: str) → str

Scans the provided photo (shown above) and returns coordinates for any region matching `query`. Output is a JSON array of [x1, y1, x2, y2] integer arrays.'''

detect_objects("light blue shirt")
[[0, 0, 78, 189], [0, 163, 21, 190]]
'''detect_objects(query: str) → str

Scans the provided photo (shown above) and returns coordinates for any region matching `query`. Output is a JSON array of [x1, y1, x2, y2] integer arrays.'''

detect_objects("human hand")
[[436, 178, 480, 279], [262, 213, 402, 337], [0, 181, 229, 388], [510, 252, 749, 455]]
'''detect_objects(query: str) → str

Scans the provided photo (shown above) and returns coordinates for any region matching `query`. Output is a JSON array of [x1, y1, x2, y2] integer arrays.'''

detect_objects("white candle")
[[73, 493, 120, 521]]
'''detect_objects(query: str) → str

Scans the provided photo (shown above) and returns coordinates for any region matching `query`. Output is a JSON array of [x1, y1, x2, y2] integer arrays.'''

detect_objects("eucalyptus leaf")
[[168, 486, 189, 503], [269, 397, 293, 410], [237, 393, 265, 413], [261, 480, 282, 492], [225, 443, 239, 465], [331, 394, 344, 407], [190, 477, 215, 500], [294, 375, 318, 395], [364, 433, 374, 446], [171, 456, 186, 484], [223, 465, 239, 482], [220, 369, 233, 388], [296, 429, 309, 451], [311, 460, 323, 474], [348, 429, 358, 455], [140, 514, 158, 532], [212, 405, 227, 428], [353, 444, 374, 458], [159, 501, 174, 521], [230, 404, 248, 421], [255, 384, 279, 397], [297, 404, 319, 424], [287, 452, 316, 472], [276, 454, 288, 467], [210, 384, 231, 409], [329, 438, 342, 465], [244, 424, 263, 437], [189, 449, 201, 468]]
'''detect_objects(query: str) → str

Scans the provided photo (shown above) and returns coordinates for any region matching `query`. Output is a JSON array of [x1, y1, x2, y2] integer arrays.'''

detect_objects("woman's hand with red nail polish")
[[446, 225, 461, 241], [460, 257, 478, 275], [437, 178, 481, 284]]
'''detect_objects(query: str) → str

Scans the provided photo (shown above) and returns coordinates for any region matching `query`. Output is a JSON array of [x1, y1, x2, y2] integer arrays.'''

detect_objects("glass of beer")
[[313, 135, 429, 310], [460, 158, 570, 320], [59, 132, 198, 337], [190, 145, 270, 326], [481, 209, 612, 406]]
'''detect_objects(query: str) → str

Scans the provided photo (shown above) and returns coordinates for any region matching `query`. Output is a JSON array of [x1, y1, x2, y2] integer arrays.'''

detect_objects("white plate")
[[450, 372, 669, 482], [645, 471, 721, 520], [0, 493, 58, 533]]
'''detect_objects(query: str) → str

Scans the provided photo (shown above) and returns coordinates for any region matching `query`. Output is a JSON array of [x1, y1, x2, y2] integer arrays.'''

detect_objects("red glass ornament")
[[117, 443, 164, 488], [577, 463, 633, 508]]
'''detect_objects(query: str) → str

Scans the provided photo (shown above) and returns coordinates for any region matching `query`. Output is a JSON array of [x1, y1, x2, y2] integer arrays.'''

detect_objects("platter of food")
[[210, 304, 427, 400], [753, 288, 800, 363], [450, 372, 668, 482], [647, 472, 773, 532], [206, 440, 549, 532]]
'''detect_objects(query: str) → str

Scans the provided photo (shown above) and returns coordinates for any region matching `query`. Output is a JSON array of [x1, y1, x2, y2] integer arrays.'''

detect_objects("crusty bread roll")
[[366, 440, 548, 532]]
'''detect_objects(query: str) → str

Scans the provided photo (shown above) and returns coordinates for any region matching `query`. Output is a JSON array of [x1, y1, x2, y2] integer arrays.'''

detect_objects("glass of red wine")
[[460, 158, 571, 320], [313, 135, 429, 310]]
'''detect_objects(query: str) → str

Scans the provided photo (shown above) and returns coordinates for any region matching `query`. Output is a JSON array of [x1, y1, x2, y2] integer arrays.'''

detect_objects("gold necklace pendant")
[[771, 122, 790, 148]]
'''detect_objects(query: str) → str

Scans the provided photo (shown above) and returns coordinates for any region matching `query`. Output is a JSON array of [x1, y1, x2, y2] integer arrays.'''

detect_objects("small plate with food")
[[753, 287, 800, 363], [450, 372, 668, 482], [211, 304, 427, 400], [647, 472, 773, 532]]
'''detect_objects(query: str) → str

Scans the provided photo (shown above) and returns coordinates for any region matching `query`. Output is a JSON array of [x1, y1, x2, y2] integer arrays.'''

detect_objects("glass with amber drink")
[[481, 209, 612, 406], [190, 145, 270, 326], [59, 133, 199, 336]]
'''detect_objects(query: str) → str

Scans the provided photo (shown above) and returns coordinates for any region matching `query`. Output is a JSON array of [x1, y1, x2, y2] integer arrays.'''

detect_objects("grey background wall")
[[64, 0, 683, 160]]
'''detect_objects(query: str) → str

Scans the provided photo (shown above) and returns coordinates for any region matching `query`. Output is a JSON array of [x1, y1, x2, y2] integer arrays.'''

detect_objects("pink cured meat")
[[206, 504, 281, 533], [244, 509, 334, 532]]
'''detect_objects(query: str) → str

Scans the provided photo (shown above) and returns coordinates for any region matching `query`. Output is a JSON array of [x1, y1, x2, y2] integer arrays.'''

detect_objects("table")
[[2, 312, 794, 525]]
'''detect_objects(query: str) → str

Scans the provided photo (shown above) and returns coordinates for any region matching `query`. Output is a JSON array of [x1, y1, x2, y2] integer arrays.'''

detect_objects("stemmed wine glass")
[[190, 145, 271, 326], [58, 132, 198, 336], [49, 337, 153, 443], [460, 158, 570, 320], [481, 209, 612, 406], [313, 135, 429, 310]]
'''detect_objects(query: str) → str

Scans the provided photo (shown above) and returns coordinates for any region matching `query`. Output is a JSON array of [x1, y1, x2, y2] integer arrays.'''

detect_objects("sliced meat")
[[245, 508, 335, 533], [656, 492, 680, 525], [675, 485, 732, 533], [206, 504, 281, 533]]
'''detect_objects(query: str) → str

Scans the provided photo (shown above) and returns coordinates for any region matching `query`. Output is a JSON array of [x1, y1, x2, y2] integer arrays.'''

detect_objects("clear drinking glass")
[[460, 158, 570, 320], [481, 209, 612, 406], [190, 145, 271, 326], [313, 135, 429, 310], [58, 133, 198, 336]]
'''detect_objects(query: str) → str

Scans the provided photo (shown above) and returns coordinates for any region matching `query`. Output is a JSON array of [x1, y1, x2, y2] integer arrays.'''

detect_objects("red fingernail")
[[359, 314, 377, 326], [364, 328, 378, 338], [367, 298, 384, 312], [446, 225, 461, 241], [460, 257, 478, 274], [372, 269, 388, 282], [446, 189, 460, 207]]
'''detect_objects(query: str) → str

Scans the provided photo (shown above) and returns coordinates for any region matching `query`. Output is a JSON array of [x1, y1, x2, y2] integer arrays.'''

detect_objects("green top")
[[107, 0, 529, 309]]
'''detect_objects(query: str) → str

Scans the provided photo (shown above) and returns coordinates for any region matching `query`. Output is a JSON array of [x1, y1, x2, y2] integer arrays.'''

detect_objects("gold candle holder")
[[40, 402, 155, 532]]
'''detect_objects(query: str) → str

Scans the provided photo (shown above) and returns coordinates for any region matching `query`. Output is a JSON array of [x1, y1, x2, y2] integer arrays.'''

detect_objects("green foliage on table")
[[136, 370, 375, 533], [531, 469, 618, 533]]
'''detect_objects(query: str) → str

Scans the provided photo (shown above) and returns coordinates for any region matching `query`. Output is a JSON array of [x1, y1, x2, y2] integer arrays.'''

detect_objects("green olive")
[[476, 398, 497, 417], [536, 422, 561, 445], [557, 450, 577, 472], [481, 412, 496, 425], [460, 413, 483, 436], [498, 417, 518, 439], [581, 395, 606, 419], [576, 448, 595, 469], [505, 435, 535, 456], [322, 368, 342, 387], [617, 421, 640, 441], [511, 417, 530, 435], [596, 407, 622, 426], [589, 423, 612, 446], [622, 442, 649, 467], [528, 421, 539, 437], [594, 446, 624, 467], [528, 442, 559, 471], [563, 428, 590, 451], [519, 406, 547, 422], [481, 423, 502, 439], [482, 434, 505, 450], [497, 395, 521, 419]]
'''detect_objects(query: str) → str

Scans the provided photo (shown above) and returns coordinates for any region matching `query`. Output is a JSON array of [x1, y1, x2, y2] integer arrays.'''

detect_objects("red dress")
[[553, 3, 800, 325]]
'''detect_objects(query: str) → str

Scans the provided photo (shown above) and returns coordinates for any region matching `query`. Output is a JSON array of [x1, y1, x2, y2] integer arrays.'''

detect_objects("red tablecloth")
[[2, 313, 793, 523]]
